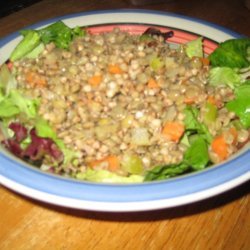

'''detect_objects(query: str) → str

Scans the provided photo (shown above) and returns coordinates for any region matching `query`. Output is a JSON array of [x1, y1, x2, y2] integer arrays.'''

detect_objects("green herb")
[[38, 21, 79, 49]]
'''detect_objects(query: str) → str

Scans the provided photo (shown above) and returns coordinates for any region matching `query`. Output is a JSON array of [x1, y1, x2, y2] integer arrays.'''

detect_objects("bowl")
[[0, 9, 249, 212]]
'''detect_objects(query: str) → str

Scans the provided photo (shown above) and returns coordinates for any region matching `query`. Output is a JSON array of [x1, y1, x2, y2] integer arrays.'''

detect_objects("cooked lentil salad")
[[0, 21, 249, 183]]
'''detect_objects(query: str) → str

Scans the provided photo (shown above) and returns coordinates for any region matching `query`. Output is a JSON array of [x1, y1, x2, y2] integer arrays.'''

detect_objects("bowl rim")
[[0, 9, 249, 212]]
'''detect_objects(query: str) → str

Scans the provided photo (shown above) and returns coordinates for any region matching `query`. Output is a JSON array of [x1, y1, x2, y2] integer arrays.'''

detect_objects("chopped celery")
[[203, 102, 217, 126], [131, 127, 150, 146], [121, 154, 144, 175], [185, 37, 203, 58], [25, 43, 45, 59], [150, 57, 164, 71]]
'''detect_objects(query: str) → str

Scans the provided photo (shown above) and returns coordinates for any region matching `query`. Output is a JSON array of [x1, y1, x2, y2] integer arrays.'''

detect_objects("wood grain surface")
[[0, 1, 249, 249]]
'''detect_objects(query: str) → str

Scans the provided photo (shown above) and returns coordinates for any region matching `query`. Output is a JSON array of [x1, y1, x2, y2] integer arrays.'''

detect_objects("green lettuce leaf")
[[9, 21, 85, 61], [76, 168, 143, 183], [209, 67, 242, 89], [0, 98, 20, 117], [0, 90, 39, 119], [35, 117, 78, 164], [226, 84, 250, 128], [0, 64, 17, 95], [144, 163, 190, 181], [184, 106, 213, 143], [9, 90, 39, 118], [184, 135, 209, 170], [209, 38, 250, 68]]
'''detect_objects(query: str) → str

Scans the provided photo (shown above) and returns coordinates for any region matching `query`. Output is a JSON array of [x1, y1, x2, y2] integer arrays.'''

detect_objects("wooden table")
[[0, 1, 249, 249]]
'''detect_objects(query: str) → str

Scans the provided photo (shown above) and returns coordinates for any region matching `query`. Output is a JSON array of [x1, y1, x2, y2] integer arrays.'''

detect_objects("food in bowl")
[[0, 21, 249, 183]]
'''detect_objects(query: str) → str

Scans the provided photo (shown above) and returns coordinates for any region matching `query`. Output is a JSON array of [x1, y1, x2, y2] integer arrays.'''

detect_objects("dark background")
[[0, 0, 41, 17]]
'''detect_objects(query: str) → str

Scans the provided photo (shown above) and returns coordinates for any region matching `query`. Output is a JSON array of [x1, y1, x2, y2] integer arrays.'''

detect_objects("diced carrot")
[[207, 95, 222, 108], [162, 122, 185, 142], [88, 74, 102, 86], [90, 155, 120, 172], [200, 57, 210, 66], [207, 96, 216, 105], [25, 71, 47, 87], [108, 64, 123, 74], [147, 78, 159, 89], [211, 135, 229, 161], [184, 97, 195, 104]]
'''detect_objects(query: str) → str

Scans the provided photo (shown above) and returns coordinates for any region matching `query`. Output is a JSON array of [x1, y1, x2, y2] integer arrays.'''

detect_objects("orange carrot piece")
[[25, 71, 47, 87], [207, 95, 223, 108], [88, 74, 102, 86], [207, 96, 216, 105], [90, 155, 120, 172], [184, 97, 195, 104], [211, 135, 229, 161], [200, 57, 210, 66], [147, 78, 159, 89], [108, 64, 123, 74], [162, 122, 185, 142]]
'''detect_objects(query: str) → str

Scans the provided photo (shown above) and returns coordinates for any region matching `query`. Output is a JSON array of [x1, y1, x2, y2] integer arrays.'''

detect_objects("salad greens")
[[76, 168, 144, 183], [183, 106, 213, 143], [207, 38, 250, 129], [209, 38, 250, 68], [10, 21, 85, 61], [209, 67, 242, 89], [226, 84, 250, 128]]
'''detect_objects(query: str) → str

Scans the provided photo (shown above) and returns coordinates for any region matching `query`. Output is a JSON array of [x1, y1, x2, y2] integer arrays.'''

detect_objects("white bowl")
[[0, 9, 249, 212]]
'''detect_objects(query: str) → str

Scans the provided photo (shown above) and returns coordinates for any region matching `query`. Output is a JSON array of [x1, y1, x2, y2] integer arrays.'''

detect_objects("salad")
[[0, 21, 249, 183]]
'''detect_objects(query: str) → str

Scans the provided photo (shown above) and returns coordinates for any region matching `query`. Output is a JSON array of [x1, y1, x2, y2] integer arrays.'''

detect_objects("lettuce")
[[184, 136, 209, 170], [9, 21, 85, 61], [76, 168, 143, 183], [209, 38, 250, 68], [34, 117, 77, 164], [209, 67, 242, 89], [144, 163, 190, 181], [0, 90, 39, 119], [226, 84, 250, 128], [144, 134, 209, 181], [183, 106, 213, 143]]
